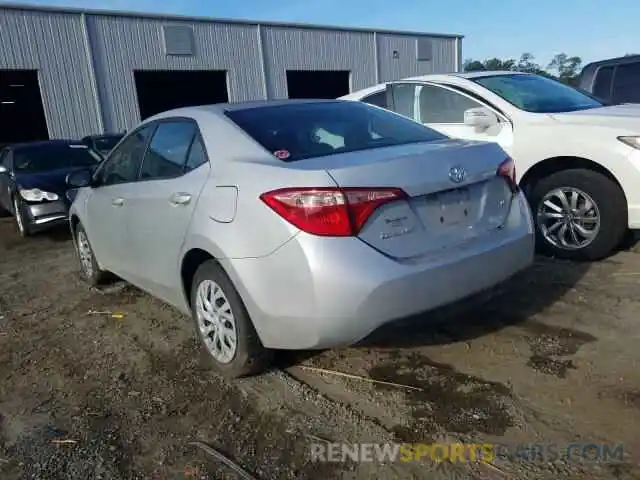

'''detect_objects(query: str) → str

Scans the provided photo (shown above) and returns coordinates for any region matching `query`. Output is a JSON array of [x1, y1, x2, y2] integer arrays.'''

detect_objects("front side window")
[[612, 62, 640, 104], [99, 125, 154, 186], [13, 144, 101, 172], [0, 149, 8, 167], [418, 84, 482, 123], [140, 121, 197, 180], [225, 100, 447, 162], [474, 74, 603, 113]]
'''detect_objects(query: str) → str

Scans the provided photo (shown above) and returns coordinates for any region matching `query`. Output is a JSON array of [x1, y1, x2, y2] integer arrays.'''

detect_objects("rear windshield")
[[225, 101, 448, 162], [14, 144, 101, 172]]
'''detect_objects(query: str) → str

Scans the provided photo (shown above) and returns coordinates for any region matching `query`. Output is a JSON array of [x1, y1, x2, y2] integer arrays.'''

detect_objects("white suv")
[[341, 71, 640, 260]]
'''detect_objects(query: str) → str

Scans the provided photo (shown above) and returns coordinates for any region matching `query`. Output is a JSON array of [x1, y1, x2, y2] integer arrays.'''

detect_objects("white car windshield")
[[473, 74, 604, 114]]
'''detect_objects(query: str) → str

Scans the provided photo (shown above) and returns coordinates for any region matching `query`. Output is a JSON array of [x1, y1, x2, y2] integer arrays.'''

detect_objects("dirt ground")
[[1, 216, 640, 480]]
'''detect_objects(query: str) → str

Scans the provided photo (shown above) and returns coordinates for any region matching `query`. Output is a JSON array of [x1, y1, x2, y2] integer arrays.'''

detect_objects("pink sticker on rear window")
[[274, 149, 290, 160]]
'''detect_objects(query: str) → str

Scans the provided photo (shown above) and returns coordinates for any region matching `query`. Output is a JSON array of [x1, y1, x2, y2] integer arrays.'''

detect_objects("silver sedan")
[[66, 99, 535, 377]]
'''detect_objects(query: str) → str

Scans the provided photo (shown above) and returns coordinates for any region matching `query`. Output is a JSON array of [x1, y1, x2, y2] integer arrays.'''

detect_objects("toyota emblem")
[[449, 166, 466, 183]]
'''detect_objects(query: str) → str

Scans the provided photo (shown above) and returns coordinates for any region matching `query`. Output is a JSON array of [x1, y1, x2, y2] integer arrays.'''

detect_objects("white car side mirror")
[[464, 107, 499, 129]]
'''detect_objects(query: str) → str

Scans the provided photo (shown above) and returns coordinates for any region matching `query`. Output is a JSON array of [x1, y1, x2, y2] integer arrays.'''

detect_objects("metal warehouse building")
[[0, 3, 463, 145]]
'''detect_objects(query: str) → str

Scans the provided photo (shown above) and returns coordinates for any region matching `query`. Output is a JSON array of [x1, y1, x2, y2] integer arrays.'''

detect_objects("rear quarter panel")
[[180, 110, 339, 261]]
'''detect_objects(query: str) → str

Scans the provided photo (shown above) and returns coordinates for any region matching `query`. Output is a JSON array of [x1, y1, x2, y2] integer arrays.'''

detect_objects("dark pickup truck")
[[578, 55, 640, 104]]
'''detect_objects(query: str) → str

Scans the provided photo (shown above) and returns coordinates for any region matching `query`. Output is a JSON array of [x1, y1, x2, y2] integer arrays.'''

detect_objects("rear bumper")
[[23, 200, 69, 232], [224, 192, 535, 350]]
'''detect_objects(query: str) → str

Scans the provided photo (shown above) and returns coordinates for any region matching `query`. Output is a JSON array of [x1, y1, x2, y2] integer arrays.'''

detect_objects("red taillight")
[[260, 187, 407, 236], [497, 157, 518, 192]]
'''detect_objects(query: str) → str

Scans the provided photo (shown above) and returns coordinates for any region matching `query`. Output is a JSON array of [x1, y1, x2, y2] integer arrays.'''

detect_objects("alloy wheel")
[[195, 279, 238, 364], [77, 230, 94, 278], [13, 198, 25, 235], [536, 187, 601, 250]]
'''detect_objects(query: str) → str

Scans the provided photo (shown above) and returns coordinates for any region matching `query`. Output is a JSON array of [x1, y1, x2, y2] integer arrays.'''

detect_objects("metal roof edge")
[[0, 2, 464, 39]]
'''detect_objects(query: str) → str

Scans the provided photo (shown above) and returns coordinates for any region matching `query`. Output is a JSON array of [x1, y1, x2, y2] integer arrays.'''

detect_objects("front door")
[[123, 120, 210, 306], [84, 125, 155, 278], [387, 82, 515, 155]]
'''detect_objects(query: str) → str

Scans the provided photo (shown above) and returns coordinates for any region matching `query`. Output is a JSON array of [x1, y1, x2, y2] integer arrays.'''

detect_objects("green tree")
[[463, 59, 486, 71], [463, 54, 544, 74], [515, 53, 545, 74], [483, 57, 516, 71], [547, 53, 582, 85]]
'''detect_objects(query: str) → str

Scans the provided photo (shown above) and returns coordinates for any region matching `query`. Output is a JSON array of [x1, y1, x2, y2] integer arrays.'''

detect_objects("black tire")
[[12, 196, 31, 237], [74, 223, 109, 286], [190, 260, 272, 378], [528, 168, 627, 261]]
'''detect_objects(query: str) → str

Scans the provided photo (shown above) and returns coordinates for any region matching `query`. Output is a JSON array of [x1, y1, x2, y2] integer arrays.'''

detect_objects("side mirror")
[[0, 165, 7, 175], [464, 107, 499, 129], [66, 169, 93, 189]]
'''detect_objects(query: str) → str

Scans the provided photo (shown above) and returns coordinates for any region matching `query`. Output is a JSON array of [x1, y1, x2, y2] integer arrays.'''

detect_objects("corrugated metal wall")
[[86, 15, 266, 132], [261, 26, 377, 98], [0, 6, 460, 137], [0, 8, 102, 138], [376, 34, 457, 82]]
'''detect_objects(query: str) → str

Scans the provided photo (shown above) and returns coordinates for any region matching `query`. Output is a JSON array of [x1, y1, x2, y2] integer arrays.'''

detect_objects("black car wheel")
[[13, 196, 30, 237]]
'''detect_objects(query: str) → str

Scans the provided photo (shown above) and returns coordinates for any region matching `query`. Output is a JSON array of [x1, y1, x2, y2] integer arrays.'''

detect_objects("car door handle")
[[169, 192, 192, 206], [111, 197, 124, 207]]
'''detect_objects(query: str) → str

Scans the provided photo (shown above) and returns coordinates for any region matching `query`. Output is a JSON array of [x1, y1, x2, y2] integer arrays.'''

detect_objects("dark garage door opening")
[[134, 70, 229, 120], [286, 70, 351, 99], [0, 70, 48, 147]]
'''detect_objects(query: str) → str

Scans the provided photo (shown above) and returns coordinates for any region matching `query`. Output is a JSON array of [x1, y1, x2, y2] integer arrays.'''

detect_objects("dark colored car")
[[0, 140, 102, 236], [578, 55, 640, 104], [81, 133, 125, 158]]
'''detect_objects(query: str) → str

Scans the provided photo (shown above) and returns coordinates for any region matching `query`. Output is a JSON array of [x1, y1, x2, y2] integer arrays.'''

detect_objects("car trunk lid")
[[319, 140, 516, 259]]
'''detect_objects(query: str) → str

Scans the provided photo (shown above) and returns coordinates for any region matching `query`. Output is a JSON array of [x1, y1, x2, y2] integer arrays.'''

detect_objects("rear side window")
[[185, 136, 208, 172], [612, 62, 640, 104], [14, 144, 101, 172], [593, 66, 614, 100], [225, 101, 446, 162], [389, 83, 416, 118], [140, 121, 197, 180], [361, 91, 388, 109]]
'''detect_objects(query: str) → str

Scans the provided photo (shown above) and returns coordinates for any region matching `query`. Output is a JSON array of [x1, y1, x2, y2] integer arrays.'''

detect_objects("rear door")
[[123, 119, 210, 305], [611, 61, 640, 104], [386, 82, 515, 156]]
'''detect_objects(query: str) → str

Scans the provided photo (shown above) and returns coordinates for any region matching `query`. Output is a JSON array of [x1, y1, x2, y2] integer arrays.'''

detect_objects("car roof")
[[8, 139, 88, 151], [144, 99, 352, 121], [83, 133, 124, 139], [404, 70, 529, 82], [582, 54, 640, 70], [339, 71, 532, 99]]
